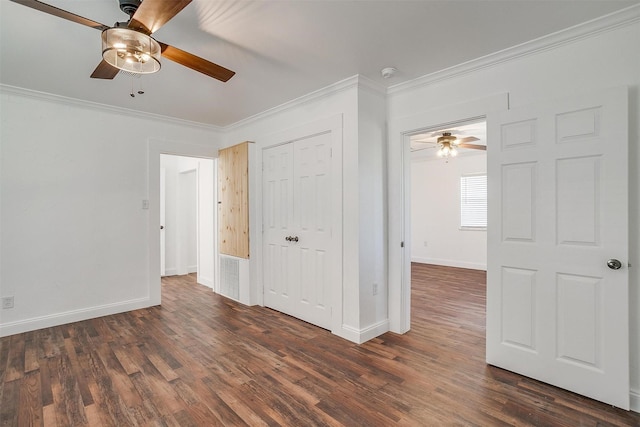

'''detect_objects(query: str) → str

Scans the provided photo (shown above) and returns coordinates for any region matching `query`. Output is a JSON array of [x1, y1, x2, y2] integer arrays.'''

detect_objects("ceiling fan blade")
[[90, 60, 120, 80], [458, 136, 480, 144], [458, 143, 487, 151], [9, 0, 110, 30], [159, 42, 235, 82], [128, 0, 192, 35], [411, 146, 438, 152]]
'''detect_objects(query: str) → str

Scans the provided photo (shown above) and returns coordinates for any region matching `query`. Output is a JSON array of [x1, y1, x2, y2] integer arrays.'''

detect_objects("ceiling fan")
[[434, 131, 486, 158], [10, 0, 235, 82], [412, 130, 486, 158]]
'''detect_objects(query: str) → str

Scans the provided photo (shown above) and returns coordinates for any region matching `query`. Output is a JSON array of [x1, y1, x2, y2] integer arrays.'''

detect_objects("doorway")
[[390, 88, 630, 409], [160, 154, 215, 288], [409, 120, 487, 272]]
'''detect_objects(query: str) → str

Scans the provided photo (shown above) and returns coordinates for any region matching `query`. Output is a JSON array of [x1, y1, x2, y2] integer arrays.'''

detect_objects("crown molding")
[[0, 84, 224, 133], [225, 75, 362, 131], [388, 4, 640, 95], [357, 75, 387, 97]]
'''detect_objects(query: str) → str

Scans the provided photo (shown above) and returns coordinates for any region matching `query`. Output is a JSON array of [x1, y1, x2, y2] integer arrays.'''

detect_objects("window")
[[460, 173, 487, 229]]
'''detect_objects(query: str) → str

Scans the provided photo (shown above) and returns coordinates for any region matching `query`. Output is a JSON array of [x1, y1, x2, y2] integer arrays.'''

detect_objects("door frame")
[[387, 93, 508, 333], [147, 138, 217, 305]]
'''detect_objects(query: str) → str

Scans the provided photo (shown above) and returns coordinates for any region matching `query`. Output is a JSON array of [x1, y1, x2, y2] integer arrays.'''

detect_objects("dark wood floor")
[[2, 264, 639, 426]]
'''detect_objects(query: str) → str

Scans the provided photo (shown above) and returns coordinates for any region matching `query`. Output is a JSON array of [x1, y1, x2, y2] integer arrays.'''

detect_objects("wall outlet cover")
[[2, 296, 14, 309]]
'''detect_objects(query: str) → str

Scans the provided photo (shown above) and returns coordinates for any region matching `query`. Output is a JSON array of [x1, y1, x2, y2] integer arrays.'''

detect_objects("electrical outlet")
[[2, 296, 14, 309], [373, 283, 379, 296]]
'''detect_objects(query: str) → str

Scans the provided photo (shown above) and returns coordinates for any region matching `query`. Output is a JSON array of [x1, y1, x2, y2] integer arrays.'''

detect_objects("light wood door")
[[218, 142, 249, 259], [263, 133, 332, 329], [486, 87, 629, 408]]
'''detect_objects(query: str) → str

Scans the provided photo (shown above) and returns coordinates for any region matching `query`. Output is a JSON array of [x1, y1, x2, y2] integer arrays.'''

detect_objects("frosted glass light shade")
[[101, 27, 161, 74]]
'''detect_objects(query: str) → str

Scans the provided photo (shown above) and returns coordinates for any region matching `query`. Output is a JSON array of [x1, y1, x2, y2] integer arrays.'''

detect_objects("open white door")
[[486, 87, 629, 408]]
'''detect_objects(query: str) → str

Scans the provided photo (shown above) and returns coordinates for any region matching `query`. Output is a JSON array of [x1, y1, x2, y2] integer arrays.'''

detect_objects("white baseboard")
[[336, 319, 390, 344], [0, 297, 154, 337], [197, 275, 214, 289], [188, 265, 197, 274], [163, 268, 177, 276], [631, 389, 640, 413], [411, 256, 486, 271]]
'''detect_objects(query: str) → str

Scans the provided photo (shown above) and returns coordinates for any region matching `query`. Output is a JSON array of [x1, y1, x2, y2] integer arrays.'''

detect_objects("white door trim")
[[147, 139, 217, 305], [387, 93, 509, 333]]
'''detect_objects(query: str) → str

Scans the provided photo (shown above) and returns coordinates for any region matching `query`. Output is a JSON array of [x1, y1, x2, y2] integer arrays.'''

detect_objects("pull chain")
[[128, 73, 145, 97]]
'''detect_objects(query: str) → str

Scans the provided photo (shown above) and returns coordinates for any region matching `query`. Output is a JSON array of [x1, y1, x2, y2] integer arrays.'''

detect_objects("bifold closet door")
[[263, 133, 332, 329]]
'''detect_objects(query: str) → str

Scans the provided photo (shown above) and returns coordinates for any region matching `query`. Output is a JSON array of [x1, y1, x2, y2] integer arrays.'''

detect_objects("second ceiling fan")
[[434, 131, 486, 158], [11, 0, 236, 82]]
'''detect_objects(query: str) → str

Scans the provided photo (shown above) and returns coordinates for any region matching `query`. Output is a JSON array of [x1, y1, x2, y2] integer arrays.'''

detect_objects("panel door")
[[263, 143, 296, 316], [263, 132, 333, 329], [292, 133, 332, 328], [486, 87, 629, 408]]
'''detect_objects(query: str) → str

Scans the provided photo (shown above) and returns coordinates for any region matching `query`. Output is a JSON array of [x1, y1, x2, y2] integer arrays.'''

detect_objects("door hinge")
[[401, 241, 404, 248]]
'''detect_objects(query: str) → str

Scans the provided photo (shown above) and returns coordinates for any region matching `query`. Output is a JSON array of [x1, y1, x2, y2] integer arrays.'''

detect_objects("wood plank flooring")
[[2, 264, 639, 426]]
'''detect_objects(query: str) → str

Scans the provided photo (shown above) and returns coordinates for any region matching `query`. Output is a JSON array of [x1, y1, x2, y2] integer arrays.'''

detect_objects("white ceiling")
[[1, 0, 637, 127]]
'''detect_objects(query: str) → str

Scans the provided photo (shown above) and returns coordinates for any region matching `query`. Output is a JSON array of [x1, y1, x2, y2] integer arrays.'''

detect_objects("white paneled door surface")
[[486, 87, 629, 408], [263, 133, 333, 330]]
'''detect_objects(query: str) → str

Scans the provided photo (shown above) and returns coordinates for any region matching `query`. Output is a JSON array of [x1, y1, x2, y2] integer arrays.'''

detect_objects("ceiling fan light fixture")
[[437, 139, 458, 158], [101, 27, 161, 74]]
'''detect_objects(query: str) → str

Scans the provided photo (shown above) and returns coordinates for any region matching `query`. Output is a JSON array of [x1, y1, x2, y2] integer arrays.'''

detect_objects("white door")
[[263, 133, 333, 329], [486, 87, 629, 408]]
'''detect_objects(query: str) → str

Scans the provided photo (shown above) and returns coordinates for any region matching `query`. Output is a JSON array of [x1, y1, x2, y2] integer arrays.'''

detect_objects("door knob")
[[160, 225, 164, 230], [607, 259, 622, 270], [292, 236, 298, 242], [285, 236, 291, 241]]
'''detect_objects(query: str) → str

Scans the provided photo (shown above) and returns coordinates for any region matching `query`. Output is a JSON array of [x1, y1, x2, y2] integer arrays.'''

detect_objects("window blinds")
[[460, 174, 487, 228]]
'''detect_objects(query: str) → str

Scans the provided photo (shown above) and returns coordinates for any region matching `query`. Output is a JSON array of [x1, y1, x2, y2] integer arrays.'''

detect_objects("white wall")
[[357, 86, 388, 330], [411, 152, 487, 270], [197, 158, 215, 288], [161, 155, 179, 276], [177, 163, 197, 275], [0, 91, 221, 335], [388, 17, 640, 409]]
